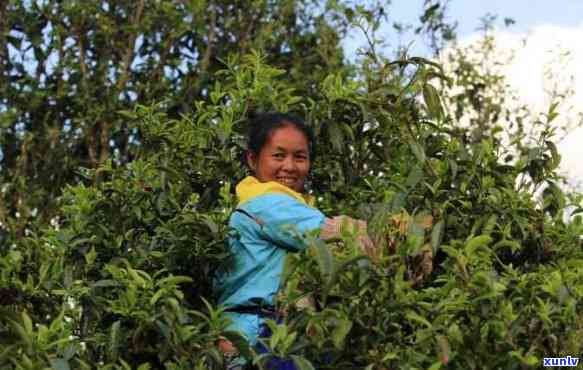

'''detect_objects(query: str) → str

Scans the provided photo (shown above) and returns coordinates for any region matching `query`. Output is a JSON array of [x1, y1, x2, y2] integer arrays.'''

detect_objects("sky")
[[344, 0, 583, 192]]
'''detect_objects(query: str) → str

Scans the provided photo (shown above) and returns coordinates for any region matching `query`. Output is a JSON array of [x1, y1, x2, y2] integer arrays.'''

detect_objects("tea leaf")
[[291, 355, 316, 370]]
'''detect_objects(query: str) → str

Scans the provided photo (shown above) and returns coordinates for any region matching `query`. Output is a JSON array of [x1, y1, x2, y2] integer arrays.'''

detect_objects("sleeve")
[[246, 194, 326, 251]]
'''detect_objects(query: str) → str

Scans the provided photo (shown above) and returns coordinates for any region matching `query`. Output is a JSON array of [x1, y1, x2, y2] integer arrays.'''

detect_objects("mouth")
[[276, 177, 297, 187]]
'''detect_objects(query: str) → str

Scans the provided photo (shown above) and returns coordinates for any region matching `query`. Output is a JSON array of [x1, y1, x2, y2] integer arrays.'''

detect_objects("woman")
[[214, 112, 372, 369]]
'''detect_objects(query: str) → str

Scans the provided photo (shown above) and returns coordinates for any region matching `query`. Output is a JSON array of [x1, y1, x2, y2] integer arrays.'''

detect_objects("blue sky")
[[345, 0, 583, 57], [443, 0, 583, 35]]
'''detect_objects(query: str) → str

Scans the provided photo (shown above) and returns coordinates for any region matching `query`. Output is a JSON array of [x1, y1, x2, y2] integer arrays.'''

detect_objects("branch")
[[96, 0, 145, 168], [153, 32, 174, 81], [199, 2, 217, 81], [76, 31, 87, 78], [115, 0, 145, 92], [87, 123, 98, 167], [239, 7, 262, 54], [0, 0, 8, 95]]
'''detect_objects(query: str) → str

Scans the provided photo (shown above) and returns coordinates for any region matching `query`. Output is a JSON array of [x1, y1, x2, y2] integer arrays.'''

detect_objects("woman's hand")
[[217, 337, 238, 355], [320, 216, 377, 259], [320, 216, 366, 240]]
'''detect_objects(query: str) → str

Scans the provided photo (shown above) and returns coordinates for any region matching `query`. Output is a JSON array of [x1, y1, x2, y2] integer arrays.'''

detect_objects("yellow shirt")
[[236, 176, 315, 207]]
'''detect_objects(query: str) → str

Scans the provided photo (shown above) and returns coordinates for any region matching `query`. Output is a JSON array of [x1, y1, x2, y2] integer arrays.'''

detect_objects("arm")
[[241, 194, 326, 252]]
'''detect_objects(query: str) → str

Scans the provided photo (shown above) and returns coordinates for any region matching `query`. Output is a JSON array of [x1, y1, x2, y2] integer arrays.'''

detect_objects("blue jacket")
[[214, 176, 325, 345]]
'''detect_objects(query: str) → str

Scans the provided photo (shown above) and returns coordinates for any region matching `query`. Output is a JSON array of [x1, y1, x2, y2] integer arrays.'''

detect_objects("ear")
[[246, 150, 257, 172]]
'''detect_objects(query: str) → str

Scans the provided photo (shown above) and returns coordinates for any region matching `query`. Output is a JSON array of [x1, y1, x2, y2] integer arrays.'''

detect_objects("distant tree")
[[437, 18, 583, 220], [0, 0, 354, 235]]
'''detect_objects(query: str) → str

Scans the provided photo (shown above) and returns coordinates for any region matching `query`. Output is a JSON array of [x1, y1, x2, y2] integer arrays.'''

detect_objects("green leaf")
[[281, 254, 298, 285], [447, 323, 463, 343], [37, 262, 50, 288], [331, 318, 352, 349], [46, 337, 71, 351], [406, 310, 432, 328], [0, 345, 16, 361], [410, 56, 446, 71], [150, 289, 165, 306], [546, 101, 560, 123], [92, 280, 120, 288], [449, 159, 458, 180], [321, 254, 369, 305], [543, 181, 564, 217], [158, 275, 194, 287], [311, 238, 334, 284], [84, 247, 97, 266], [391, 192, 407, 212], [21, 354, 33, 368], [109, 321, 121, 360], [10, 320, 32, 353], [482, 214, 497, 235], [409, 142, 426, 163], [268, 321, 284, 349], [22, 311, 33, 336], [127, 267, 149, 287], [119, 359, 132, 370], [431, 220, 445, 254], [281, 331, 297, 353], [202, 216, 219, 234], [492, 240, 521, 253], [545, 140, 561, 170], [203, 347, 224, 366], [382, 352, 398, 361], [117, 110, 137, 120], [423, 83, 444, 121], [428, 362, 443, 370], [63, 266, 73, 289], [510, 351, 539, 366], [405, 164, 424, 189], [328, 121, 345, 152], [290, 355, 316, 370], [465, 235, 492, 254], [70, 237, 94, 248]]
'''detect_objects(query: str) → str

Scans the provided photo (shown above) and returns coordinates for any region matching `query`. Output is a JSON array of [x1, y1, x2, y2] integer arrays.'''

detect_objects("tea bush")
[[1, 51, 582, 370]]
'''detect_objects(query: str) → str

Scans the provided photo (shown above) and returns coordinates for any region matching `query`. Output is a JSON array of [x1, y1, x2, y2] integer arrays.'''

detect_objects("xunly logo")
[[543, 356, 580, 367]]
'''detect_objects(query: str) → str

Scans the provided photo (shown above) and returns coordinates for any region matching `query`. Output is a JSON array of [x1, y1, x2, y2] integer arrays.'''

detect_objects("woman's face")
[[247, 124, 311, 193]]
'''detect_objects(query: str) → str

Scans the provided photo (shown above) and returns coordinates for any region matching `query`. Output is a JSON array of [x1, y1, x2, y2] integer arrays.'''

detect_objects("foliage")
[[0, 0, 349, 234], [1, 1, 582, 369]]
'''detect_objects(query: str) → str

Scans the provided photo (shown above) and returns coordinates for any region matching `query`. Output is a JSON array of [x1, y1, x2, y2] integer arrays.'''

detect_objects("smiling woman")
[[245, 115, 312, 193], [213, 112, 374, 369]]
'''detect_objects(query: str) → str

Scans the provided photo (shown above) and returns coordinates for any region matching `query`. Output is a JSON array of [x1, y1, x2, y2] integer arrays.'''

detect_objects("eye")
[[273, 153, 285, 159]]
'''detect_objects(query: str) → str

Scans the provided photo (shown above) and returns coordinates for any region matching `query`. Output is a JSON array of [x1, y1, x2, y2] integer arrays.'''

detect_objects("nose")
[[281, 157, 297, 172]]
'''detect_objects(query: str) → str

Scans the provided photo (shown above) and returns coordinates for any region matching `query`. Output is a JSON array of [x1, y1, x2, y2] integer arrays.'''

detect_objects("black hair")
[[245, 112, 316, 164]]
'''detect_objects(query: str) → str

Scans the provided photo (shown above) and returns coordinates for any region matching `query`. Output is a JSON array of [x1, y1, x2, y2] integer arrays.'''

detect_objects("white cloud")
[[455, 23, 583, 191]]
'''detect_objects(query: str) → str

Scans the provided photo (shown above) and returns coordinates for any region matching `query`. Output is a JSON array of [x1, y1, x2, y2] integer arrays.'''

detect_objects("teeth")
[[277, 177, 295, 185]]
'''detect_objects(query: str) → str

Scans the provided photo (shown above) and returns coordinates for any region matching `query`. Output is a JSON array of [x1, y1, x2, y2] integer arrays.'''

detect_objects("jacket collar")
[[236, 176, 315, 207]]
